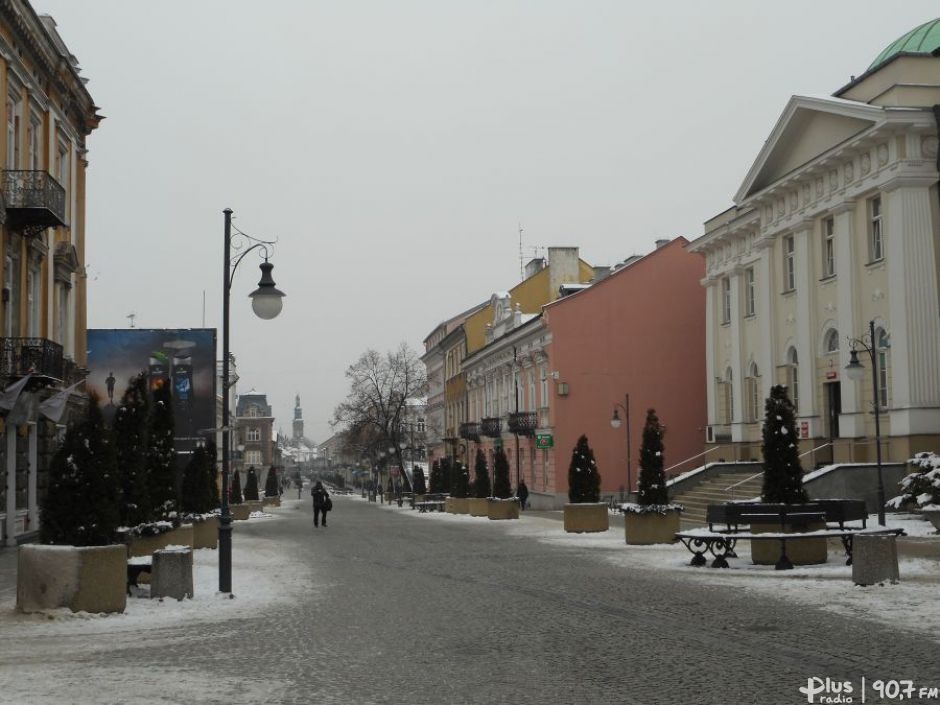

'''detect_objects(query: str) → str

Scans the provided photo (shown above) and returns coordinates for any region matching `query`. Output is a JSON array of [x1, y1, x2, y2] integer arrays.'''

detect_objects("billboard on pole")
[[86, 328, 217, 455]]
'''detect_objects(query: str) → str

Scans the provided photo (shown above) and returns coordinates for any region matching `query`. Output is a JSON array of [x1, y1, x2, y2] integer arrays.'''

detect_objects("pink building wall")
[[542, 238, 706, 499]]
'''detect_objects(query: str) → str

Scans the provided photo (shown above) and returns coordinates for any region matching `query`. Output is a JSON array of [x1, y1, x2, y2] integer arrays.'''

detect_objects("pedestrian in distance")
[[517, 478, 529, 511], [312, 481, 331, 527]]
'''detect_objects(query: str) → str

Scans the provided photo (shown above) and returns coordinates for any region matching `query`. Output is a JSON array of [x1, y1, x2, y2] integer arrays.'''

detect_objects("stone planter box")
[[624, 508, 681, 545], [18, 544, 127, 614], [564, 503, 609, 533], [921, 510, 940, 532], [187, 517, 219, 550], [468, 497, 489, 517], [262, 496, 281, 508], [231, 504, 251, 521], [487, 498, 520, 521], [446, 497, 470, 514], [128, 524, 194, 558], [750, 521, 828, 565], [245, 500, 265, 515]]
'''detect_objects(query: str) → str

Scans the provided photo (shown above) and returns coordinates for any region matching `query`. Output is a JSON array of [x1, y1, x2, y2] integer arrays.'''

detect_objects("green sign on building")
[[535, 434, 554, 449]]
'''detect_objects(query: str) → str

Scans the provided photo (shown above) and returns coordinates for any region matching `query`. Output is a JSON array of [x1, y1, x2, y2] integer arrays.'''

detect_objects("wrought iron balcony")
[[459, 421, 480, 442], [0, 337, 66, 383], [508, 411, 538, 436], [480, 417, 502, 438], [4, 170, 67, 230]]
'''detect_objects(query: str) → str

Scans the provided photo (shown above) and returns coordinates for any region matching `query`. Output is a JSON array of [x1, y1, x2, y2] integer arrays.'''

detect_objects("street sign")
[[536, 434, 553, 449]]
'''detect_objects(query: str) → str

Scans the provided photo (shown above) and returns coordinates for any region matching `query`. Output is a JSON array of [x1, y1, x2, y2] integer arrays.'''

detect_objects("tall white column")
[[884, 179, 940, 434], [833, 201, 862, 437], [794, 222, 817, 426], [755, 242, 775, 401], [703, 278, 717, 427], [729, 269, 745, 442]]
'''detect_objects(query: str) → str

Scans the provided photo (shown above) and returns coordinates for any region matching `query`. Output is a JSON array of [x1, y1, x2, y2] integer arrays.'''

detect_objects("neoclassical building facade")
[[689, 18, 940, 464]]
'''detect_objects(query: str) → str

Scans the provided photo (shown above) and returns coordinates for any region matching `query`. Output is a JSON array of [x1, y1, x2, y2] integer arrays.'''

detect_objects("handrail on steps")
[[663, 445, 727, 477], [723, 441, 833, 500]]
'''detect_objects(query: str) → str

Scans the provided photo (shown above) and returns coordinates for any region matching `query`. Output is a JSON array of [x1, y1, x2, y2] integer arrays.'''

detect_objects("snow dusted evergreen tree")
[[637, 409, 669, 506], [41, 395, 121, 546], [492, 447, 512, 499], [428, 459, 443, 493], [243, 466, 260, 501], [413, 466, 427, 495], [473, 448, 490, 498], [146, 383, 177, 521], [112, 373, 150, 526], [452, 460, 470, 499], [181, 441, 217, 514], [761, 385, 808, 504], [231, 468, 244, 504], [567, 434, 601, 503], [264, 466, 279, 497]]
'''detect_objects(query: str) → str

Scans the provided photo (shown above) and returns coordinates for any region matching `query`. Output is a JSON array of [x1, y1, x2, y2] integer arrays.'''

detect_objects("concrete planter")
[[245, 500, 264, 515], [231, 504, 252, 521], [487, 498, 520, 521], [624, 508, 681, 545], [17, 544, 127, 614], [750, 522, 827, 565], [564, 503, 609, 533], [187, 517, 219, 550], [262, 496, 281, 508], [468, 498, 489, 517], [921, 510, 940, 532], [446, 497, 470, 514], [128, 524, 194, 558]]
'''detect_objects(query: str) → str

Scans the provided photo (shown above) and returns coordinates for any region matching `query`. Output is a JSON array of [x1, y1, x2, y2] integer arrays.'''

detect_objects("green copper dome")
[[869, 18, 940, 71]]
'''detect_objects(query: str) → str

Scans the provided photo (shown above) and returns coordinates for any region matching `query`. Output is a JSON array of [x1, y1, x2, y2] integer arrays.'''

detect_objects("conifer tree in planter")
[[112, 373, 150, 527], [564, 435, 608, 533], [244, 466, 260, 501], [428, 459, 442, 494], [440, 456, 453, 495], [469, 449, 490, 516], [447, 460, 471, 514], [180, 441, 220, 548], [488, 446, 519, 520], [413, 466, 427, 496], [146, 383, 177, 522], [753, 385, 824, 566], [624, 409, 682, 545], [231, 469, 244, 504], [264, 466, 279, 497], [41, 395, 121, 546]]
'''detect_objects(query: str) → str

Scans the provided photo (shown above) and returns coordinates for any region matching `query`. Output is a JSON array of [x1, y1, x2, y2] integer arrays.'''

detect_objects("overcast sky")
[[35, 1, 940, 443]]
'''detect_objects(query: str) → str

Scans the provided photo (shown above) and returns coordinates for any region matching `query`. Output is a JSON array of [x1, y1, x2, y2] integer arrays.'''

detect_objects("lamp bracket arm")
[[227, 224, 278, 286]]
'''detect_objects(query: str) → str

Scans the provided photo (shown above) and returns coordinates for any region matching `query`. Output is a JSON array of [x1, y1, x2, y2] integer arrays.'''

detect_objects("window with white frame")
[[869, 196, 884, 262], [823, 217, 835, 277], [27, 111, 42, 171], [246, 427, 261, 442], [528, 370, 535, 412], [56, 138, 70, 195], [824, 328, 840, 354], [876, 327, 890, 409], [744, 267, 756, 317], [539, 366, 548, 407], [721, 367, 733, 424], [720, 276, 731, 324], [26, 262, 40, 337], [746, 362, 761, 422], [783, 235, 795, 291], [246, 450, 262, 466], [787, 347, 799, 414], [6, 94, 21, 169]]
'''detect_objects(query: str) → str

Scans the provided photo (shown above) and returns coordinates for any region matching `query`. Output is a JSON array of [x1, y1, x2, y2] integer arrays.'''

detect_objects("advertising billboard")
[[86, 329, 217, 455]]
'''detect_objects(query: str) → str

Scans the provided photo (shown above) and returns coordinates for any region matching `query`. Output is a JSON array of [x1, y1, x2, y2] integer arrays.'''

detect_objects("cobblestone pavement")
[[3, 498, 940, 705]]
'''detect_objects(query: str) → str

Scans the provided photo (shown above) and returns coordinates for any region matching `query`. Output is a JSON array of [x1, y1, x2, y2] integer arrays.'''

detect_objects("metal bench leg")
[[709, 537, 734, 568], [841, 535, 853, 566], [775, 539, 794, 570]]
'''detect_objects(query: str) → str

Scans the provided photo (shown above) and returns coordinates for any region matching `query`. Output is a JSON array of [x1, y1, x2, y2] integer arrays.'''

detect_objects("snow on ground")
[[389, 501, 940, 642]]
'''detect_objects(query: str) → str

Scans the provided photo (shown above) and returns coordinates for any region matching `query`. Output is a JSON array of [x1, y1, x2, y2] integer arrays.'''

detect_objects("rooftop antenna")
[[127, 311, 137, 329], [518, 222, 524, 281]]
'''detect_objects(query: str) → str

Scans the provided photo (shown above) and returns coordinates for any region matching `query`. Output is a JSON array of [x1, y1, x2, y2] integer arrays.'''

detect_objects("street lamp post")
[[610, 394, 631, 503], [220, 208, 285, 593], [844, 320, 887, 526]]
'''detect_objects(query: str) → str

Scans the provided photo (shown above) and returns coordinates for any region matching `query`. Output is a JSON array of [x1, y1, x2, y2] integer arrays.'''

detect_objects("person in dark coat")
[[517, 479, 529, 511], [312, 481, 330, 527]]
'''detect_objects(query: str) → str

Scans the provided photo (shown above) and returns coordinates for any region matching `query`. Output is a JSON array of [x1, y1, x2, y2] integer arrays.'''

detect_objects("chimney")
[[592, 266, 611, 281], [524, 257, 546, 279], [547, 247, 580, 301]]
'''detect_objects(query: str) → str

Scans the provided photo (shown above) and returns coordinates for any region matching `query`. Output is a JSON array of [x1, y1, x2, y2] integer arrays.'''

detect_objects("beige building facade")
[[690, 18, 940, 465]]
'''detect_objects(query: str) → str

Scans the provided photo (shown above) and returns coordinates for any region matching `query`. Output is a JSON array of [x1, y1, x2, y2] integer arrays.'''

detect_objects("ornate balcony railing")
[[0, 337, 65, 382], [508, 411, 538, 436], [4, 170, 67, 230], [459, 421, 480, 442], [481, 417, 502, 438]]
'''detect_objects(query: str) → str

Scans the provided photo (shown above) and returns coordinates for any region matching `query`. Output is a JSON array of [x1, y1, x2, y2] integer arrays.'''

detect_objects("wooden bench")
[[706, 499, 868, 532], [676, 526, 905, 570]]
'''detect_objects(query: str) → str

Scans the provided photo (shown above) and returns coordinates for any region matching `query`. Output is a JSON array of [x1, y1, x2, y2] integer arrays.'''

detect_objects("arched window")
[[746, 362, 761, 422], [824, 329, 840, 354], [876, 328, 890, 409], [787, 347, 799, 413]]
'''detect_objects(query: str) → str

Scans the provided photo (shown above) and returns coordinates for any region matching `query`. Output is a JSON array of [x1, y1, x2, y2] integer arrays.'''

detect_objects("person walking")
[[312, 481, 330, 527], [517, 478, 529, 511]]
